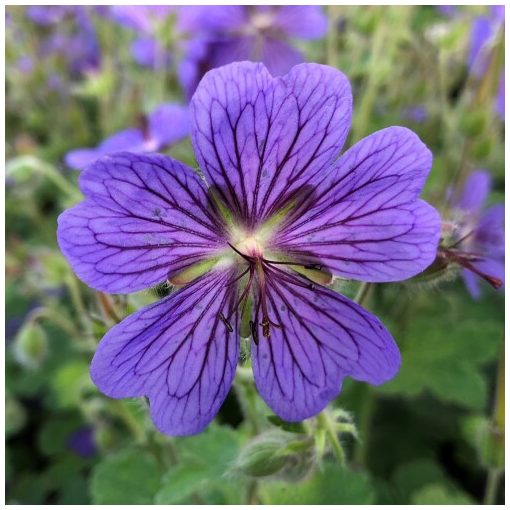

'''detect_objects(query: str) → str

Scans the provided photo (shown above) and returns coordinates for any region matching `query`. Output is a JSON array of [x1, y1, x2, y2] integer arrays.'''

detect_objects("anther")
[[250, 320, 259, 345], [219, 312, 233, 333]]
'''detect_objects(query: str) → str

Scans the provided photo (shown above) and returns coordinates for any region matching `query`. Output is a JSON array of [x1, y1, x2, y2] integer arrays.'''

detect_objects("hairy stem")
[[316, 410, 345, 464]]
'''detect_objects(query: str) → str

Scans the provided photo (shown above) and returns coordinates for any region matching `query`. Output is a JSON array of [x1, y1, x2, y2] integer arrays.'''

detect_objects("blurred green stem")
[[483, 341, 504, 504], [351, 8, 388, 141], [484, 469, 502, 505], [65, 274, 93, 340], [326, 5, 338, 66], [353, 282, 374, 466]]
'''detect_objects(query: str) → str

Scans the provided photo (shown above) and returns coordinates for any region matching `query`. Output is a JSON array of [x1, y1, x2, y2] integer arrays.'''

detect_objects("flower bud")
[[233, 431, 312, 479], [13, 321, 48, 369], [94, 424, 119, 452], [6, 395, 27, 437], [460, 110, 487, 138]]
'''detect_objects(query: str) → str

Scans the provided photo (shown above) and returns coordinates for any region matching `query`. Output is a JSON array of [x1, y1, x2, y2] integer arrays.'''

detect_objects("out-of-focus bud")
[[94, 424, 119, 452], [460, 110, 487, 138], [6, 395, 27, 437], [463, 415, 504, 469], [472, 137, 493, 160], [232, 430, 313, 479], [13, 321, 48, 369]]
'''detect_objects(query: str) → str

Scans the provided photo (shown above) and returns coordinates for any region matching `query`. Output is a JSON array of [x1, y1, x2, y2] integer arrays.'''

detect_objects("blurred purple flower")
[[28, 6, 100, 76], [108, 5, 173, 33], [65, 104, 189, 170], [57, 62, 440, 435], [436, 5, 458, 18], [177, 6, 327, 99], [130, 36, 170, 69], [107, 6, 174, 69], [67, 426, 97, 458], [468, 5, 504, 76], [27, 6, 74, 25], [402, 105, 428, 123], [16, 55, 33, 74], [444, 171, 504, 298]]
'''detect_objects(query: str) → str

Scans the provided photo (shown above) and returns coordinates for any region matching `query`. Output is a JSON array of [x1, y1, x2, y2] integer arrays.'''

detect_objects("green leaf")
[[51, 360, 94, 409], [376, 290, 502, 410], [411, 483, 475, 504], [90, 447, 161, 504], [155, 463, 211, 504], [156, 425, 242, 504], [262, 464, 375, 504]]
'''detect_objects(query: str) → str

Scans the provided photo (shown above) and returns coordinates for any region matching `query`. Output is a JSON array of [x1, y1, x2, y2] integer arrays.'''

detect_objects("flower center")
[[235, 236, 264, 259]]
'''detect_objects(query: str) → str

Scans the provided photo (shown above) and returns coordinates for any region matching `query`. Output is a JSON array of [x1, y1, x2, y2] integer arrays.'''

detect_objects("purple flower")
[[402, 105, 428, 124], [67, 426, 97, 458], [468, 6, 504, 77], [57, 63, 440, 435], [130, 36, 170, 69], [177, 6, 327, 99], [64, 104, 189, 170], [29, 6, 100, 76], [107, 6, 173, 69], [443, 171, 504, 298]]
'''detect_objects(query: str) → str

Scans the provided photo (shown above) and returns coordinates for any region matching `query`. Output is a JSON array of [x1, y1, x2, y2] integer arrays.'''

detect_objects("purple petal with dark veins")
[[90, 269, 240, 435], [273, 127, 440, 282], [191, 62, 352, 227], [57, 152, 225, 294], [455, 169, 491, 215], [251, 268, 400, 421]]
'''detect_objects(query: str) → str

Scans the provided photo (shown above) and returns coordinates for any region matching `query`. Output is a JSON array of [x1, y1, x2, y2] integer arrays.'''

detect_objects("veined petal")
[[251, 269, 400, 421], [90, 269, 240, 436], [273, 127, 440, 282], [57, 152, 226, 294], [191, 62, 352, 227]]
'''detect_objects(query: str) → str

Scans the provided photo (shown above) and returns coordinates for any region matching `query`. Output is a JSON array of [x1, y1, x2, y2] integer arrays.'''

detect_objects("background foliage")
[[6, 5, 504, 505]]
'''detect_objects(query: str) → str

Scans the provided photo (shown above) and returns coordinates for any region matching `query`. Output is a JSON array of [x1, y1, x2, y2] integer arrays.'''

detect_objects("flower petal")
[[260, 38, 304, 76], [251, 269, 400, 421], [455, 170, 491, 215], [57, 152, 225, 293], [274, 127, 440, 282], [90, 269, 240, 436], [191, 62, 352, 226], [475, 203, 504, 254], [147, 104, 190, 148], [272, 6, 327, 39]]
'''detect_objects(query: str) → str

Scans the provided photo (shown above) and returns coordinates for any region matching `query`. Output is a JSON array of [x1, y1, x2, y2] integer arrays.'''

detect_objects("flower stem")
[[483, 468, 502, 505], [483, 340, 504, 504]]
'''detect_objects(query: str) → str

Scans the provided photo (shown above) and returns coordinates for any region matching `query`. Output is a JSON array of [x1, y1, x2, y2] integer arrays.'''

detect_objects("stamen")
[[441, 247, 503, 289], [227, 242, 256, 263], [250, 320, 259, 345], [219, 312, 233, 333]]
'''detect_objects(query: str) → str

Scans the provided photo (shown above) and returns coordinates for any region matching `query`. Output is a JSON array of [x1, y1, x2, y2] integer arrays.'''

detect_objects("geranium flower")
[[441, 170, 504, 298], [177, 6, 327, 99], [64, 104, 189, 170], [107, 6, 174, 69], [57, 62, 440, 435]]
